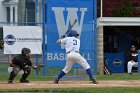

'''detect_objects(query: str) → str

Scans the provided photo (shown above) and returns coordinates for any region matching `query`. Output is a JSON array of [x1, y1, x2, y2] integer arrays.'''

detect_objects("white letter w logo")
[[52, 7, 87, 38]]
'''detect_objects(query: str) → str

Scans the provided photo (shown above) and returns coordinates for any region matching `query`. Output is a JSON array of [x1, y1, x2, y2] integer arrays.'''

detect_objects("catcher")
[[8, 48, 44, 84]]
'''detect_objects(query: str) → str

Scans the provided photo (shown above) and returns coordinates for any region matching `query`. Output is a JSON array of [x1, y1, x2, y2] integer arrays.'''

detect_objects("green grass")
[[0, 88, 140, 93], [1, 63, 140, 92], [96, 73, 140, 80], [1, 62, 140, 81]]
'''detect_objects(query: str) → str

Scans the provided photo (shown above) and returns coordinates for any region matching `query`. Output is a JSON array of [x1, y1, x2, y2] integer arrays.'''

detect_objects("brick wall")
[[97, 0, 140, 17]]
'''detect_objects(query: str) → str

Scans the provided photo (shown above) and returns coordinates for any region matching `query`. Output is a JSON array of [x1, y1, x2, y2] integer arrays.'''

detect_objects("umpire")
[[8, 48, 37, 84]]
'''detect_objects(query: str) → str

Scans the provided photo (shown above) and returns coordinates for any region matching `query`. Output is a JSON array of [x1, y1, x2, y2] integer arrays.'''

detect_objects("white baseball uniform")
[[60, 37, 90, 73], [127, 53, 138, 73]]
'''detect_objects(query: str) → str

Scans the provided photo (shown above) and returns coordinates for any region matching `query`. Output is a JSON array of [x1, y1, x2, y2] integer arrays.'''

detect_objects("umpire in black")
[[8, 48, 37, 84]]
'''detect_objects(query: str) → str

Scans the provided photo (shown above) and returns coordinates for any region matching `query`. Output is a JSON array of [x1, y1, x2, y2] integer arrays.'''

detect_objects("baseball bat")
[[65, 19, 77, 35]]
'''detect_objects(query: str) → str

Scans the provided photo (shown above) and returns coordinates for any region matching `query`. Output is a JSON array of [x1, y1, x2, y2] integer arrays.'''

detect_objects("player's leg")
[[54, 55, 74, 84], [54, 70, 65, 84], [133, 62, 138, 67], [8, 66, 20, 84], [17, 70, 24, 76], [76, 54, 98, 84], [20, 68, 31, 83], [127, 61, 134, 74]]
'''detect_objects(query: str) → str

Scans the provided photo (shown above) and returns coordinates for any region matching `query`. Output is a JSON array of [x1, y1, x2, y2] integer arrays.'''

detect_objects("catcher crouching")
[[8, 48, 44, 84]]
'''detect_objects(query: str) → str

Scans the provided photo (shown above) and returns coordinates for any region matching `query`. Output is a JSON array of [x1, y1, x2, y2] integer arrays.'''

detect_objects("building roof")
[[97, 17, 140, 26], [2, 0, 18, 5], [2, 0, 11, 3]]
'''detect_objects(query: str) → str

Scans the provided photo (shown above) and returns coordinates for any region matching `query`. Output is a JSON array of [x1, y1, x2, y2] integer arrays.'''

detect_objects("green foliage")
[[112, 0, 134, 17]]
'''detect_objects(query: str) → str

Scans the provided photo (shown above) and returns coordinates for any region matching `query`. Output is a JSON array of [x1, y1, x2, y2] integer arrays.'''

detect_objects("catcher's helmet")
[[22, 48, 31, 55], [21, 48, 31, 59], [68, 30, 79, 37]]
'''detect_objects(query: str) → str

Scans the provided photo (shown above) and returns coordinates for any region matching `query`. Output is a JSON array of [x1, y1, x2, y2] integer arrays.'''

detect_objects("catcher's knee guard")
[[8, 66, 21, 75], [8, 67, 14, 75], [8, 66, 21, 82], [8, 66, 24, 76], [21, 68, 31, 80]]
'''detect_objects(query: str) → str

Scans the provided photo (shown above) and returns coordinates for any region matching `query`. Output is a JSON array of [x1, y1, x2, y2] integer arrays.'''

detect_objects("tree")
[[112, 0, 134, 17]]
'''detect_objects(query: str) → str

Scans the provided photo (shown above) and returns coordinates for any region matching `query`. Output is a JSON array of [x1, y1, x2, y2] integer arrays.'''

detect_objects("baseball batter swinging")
[[54, 30, 98, 84]]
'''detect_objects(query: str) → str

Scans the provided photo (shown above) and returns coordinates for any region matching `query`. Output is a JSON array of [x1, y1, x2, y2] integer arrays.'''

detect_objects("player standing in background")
[[54, 30, 98, 84], [127, 45, 138, 75]]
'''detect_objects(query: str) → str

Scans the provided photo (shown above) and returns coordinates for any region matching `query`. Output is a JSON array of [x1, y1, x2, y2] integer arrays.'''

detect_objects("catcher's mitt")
[[34, 64, 44, 72]]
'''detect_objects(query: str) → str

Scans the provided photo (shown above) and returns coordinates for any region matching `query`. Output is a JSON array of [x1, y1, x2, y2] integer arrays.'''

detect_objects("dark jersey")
[[11, 54, 32, 69], [127, 50, 138, 62]]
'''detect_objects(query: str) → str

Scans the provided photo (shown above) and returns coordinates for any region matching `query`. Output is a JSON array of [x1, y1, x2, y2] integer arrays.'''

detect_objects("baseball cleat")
[[89, 79, 98, 84], [54, 79, 59, 84], [8, 80, 13, 84], [128, 73, 132, 75], [20, 79, 29, 83]]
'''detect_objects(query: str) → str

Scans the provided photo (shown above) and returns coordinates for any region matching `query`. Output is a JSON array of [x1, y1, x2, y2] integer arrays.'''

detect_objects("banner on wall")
[[46, 0, 95, 68], [3, 26, 42, 54]]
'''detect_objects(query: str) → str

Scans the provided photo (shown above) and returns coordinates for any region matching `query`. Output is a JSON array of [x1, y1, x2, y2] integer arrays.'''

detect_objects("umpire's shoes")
[[20, 79, 29, 83], [8, 80, 13, 84], [90, 79, 98, 84], [54, 79, 59, 84]]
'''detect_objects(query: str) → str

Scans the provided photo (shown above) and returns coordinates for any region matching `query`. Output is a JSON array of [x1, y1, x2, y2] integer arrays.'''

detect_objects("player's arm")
[[57, 39, 61, 44], [57, 38, 66, 45], [9, 61, 17, 67], [9, 57, 18, 67]]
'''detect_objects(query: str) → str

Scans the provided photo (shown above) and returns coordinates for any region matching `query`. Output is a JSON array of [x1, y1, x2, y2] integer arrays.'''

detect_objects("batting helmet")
[[68, 30, 79, 37]]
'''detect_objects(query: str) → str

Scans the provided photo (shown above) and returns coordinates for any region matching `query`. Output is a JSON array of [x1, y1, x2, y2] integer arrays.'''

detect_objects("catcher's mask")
[[68, 30, 79, 37], [21, 48, 31, 60]]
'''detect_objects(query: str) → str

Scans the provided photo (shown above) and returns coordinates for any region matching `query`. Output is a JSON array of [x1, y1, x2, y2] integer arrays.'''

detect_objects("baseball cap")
[[131, 45, 135, 48]]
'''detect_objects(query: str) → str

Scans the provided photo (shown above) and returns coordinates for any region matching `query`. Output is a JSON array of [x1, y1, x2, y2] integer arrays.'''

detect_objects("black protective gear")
[[24, 65, 31, 71], [20, 68, 31, 83], [8, 48, 33, 83], [13, 66, 21, 74], [21, 48, 31, 60], [8, 71, 16, 83], [20, 79, 29, 83], [8, 66, 21, 82]]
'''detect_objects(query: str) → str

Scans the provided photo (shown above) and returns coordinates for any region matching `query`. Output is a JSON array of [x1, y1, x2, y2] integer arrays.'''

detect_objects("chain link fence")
[[0, 0, 91, 80], [0, 0, 45, 79]]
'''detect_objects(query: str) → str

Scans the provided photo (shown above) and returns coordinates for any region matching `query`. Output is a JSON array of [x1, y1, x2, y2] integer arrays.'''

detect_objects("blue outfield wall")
[[44, 0, 97, 75], [105, 53, 125, 73]]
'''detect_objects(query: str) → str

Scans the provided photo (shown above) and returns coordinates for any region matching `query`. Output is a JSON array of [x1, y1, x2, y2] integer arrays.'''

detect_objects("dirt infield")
[[0, 80, 140, 89]]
